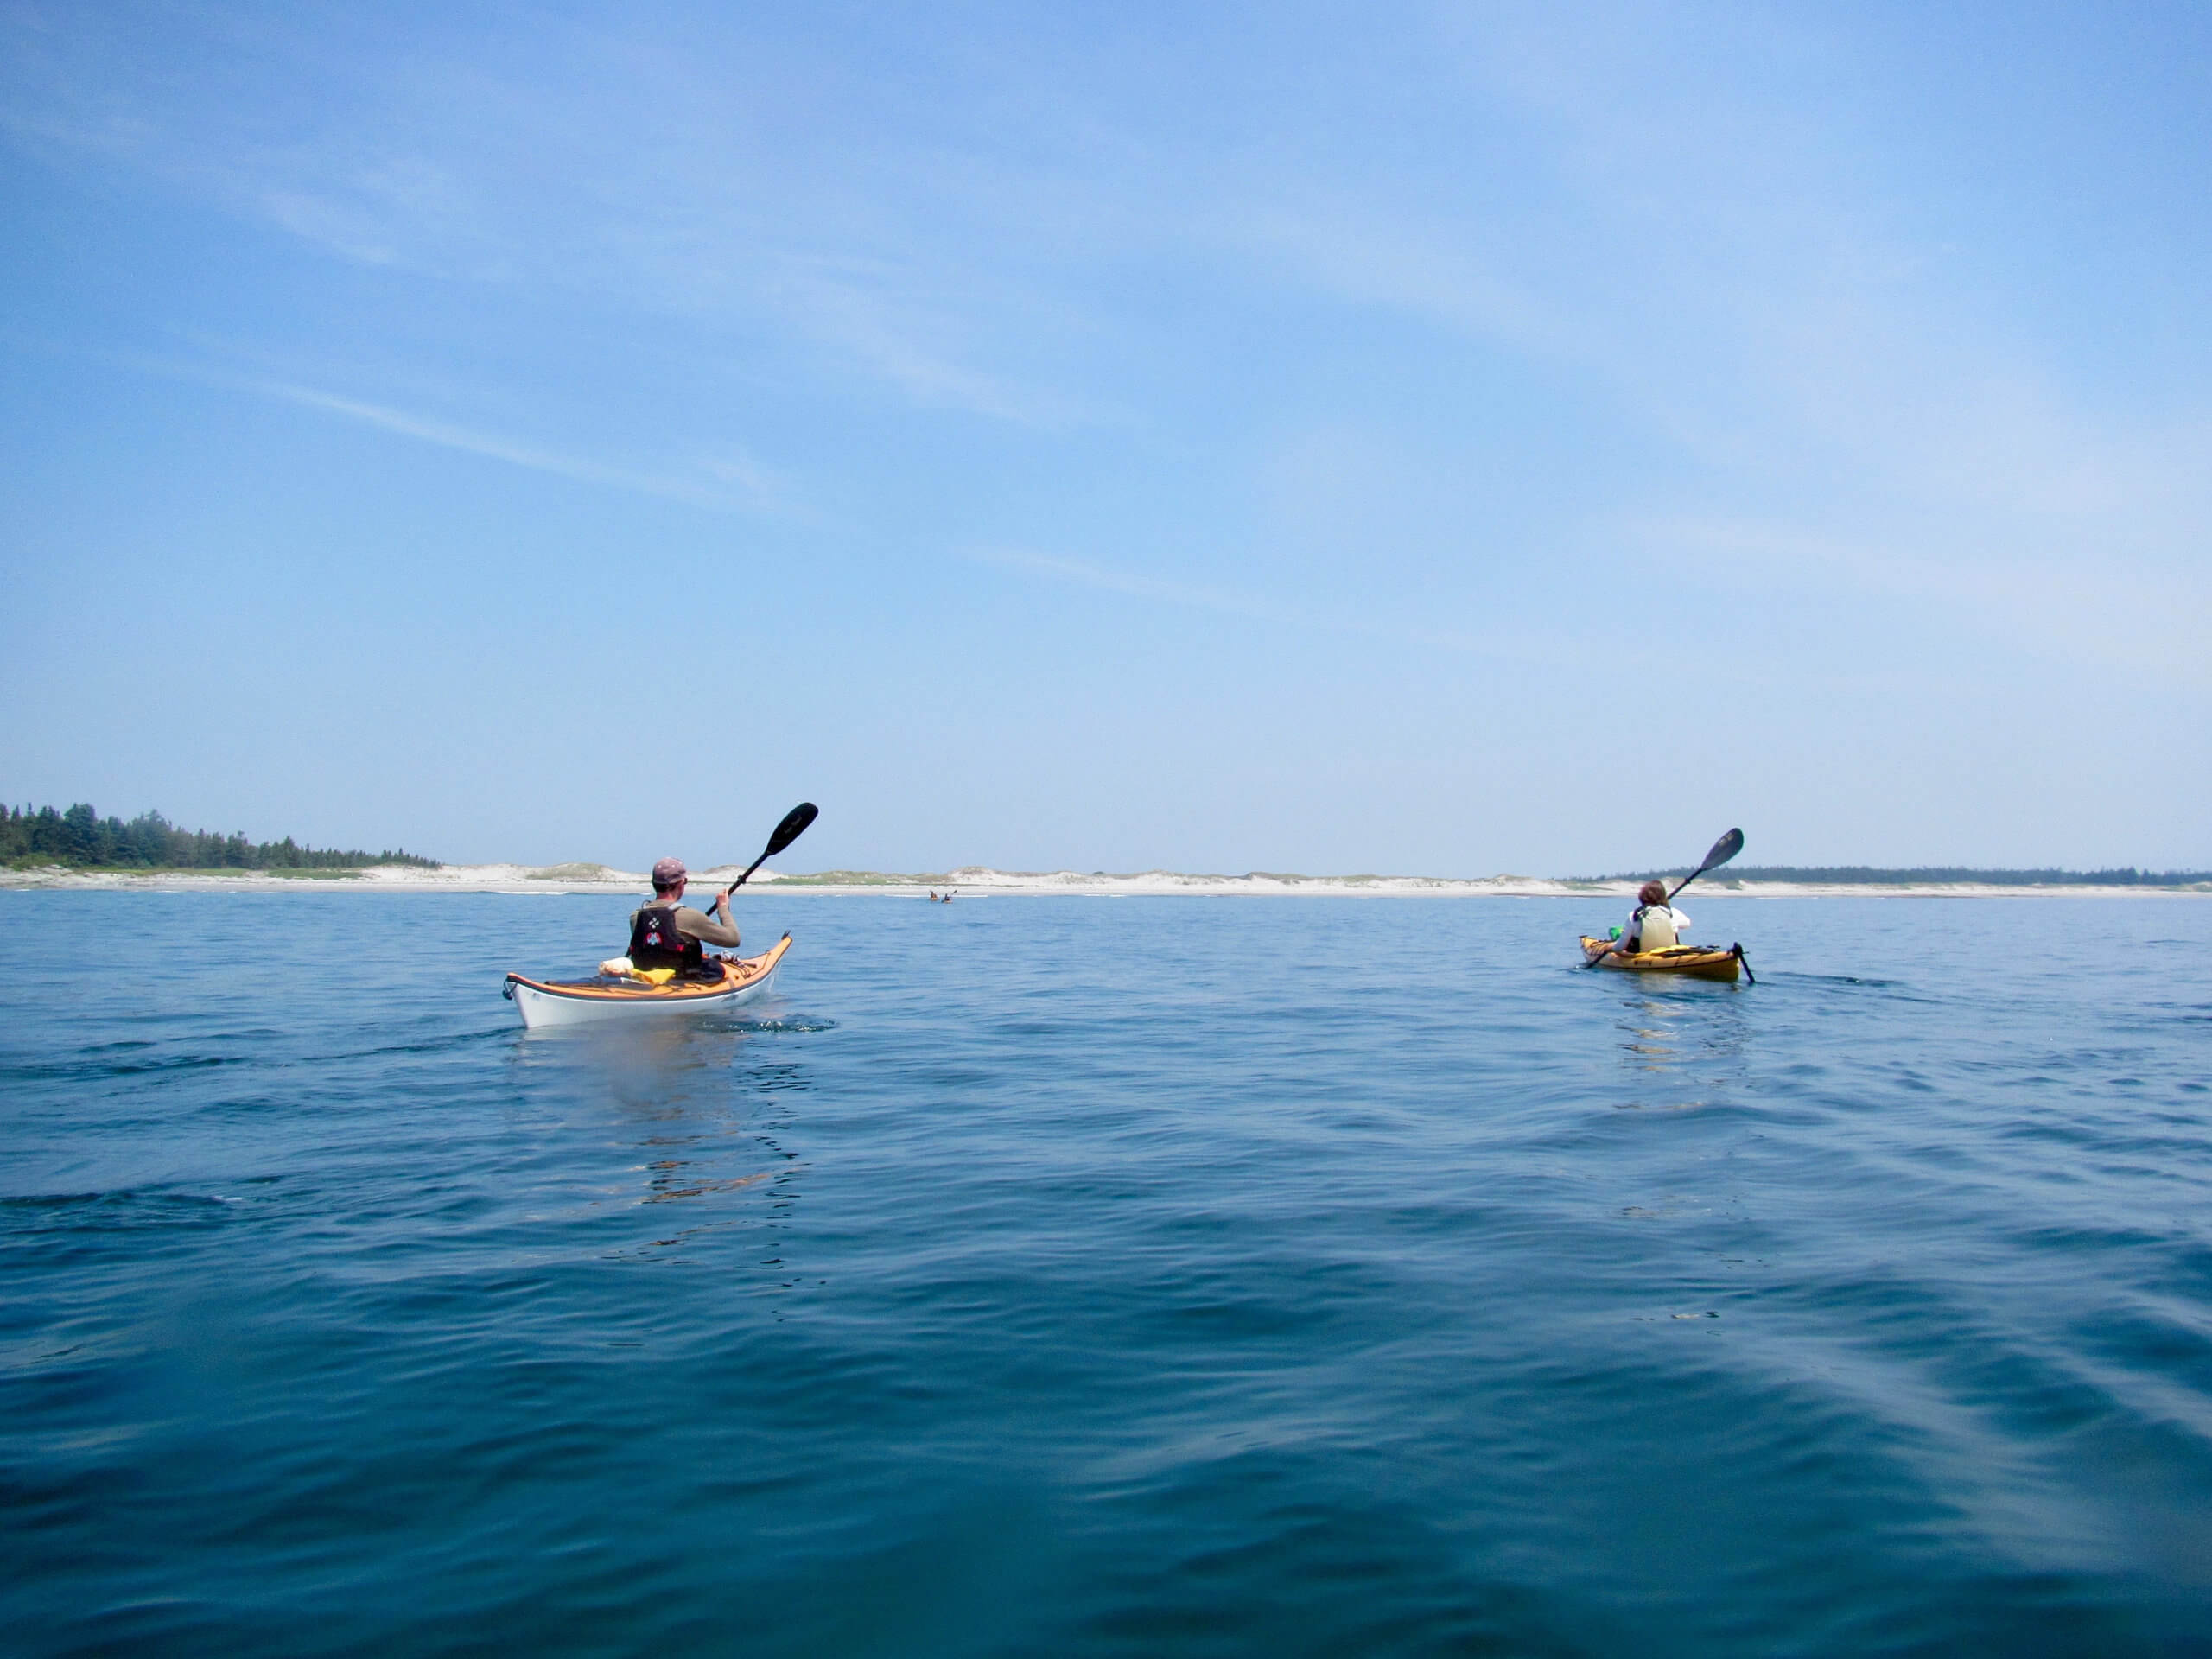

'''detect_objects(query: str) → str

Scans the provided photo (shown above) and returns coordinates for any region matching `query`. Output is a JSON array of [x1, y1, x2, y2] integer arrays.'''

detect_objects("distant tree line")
[[2, 802, 437, 870], [1610, 864, 2212, 887]]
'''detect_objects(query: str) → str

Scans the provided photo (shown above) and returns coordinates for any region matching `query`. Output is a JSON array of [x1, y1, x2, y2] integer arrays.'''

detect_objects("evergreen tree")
[[1, 798, 438, 869]]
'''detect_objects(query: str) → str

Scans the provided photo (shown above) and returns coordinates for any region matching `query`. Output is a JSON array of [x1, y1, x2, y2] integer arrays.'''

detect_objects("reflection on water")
[[1608, 983, 1752, 1109], [504, 1015, 812, 1262], [1619, 1009, 1682, 1071]]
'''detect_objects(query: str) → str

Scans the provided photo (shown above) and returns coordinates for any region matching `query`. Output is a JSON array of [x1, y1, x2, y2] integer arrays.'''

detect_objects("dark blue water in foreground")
[[4, 892, 2210, 1656]]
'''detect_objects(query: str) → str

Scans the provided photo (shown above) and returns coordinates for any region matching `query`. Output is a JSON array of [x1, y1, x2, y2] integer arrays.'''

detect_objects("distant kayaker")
[[628, 857, 741, 976], [1590, 880, 1690, 961]]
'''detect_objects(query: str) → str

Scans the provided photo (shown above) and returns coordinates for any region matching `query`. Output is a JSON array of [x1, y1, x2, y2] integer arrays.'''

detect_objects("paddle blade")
[[763, 802, 819, 859], [1699, 827, 1744, 874]]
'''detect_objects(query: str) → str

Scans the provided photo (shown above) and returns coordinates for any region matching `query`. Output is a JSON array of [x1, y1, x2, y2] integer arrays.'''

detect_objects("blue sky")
[[3, 1, 2208, 874]]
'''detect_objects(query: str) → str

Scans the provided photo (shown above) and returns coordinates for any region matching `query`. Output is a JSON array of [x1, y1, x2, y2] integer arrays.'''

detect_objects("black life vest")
[[628, 904, 705, 973]]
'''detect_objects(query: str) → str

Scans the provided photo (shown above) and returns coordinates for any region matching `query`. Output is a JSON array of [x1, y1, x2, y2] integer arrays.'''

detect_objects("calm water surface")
[[3, 892, 2209, 1656]]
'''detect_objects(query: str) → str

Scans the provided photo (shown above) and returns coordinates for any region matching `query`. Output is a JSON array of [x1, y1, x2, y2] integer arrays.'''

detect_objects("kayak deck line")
[[504, 933, 792, 1027], [1577, 936, 1745, 982]]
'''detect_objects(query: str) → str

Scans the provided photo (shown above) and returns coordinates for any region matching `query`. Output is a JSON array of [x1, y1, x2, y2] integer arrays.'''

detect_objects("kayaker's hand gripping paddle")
[[709, 802, 818, 908], [1584, 828, 1743, 968]]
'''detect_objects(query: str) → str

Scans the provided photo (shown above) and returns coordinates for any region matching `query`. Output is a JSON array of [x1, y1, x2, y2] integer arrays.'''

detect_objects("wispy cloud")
[[1636, 512, 2212, 686], [757, 253, 1103, 429], [0, 3, 1109, 429], [42, 338, 805, 517], [970, 546, 1311, 627], [1223, 194, 1568, 361], [965, 546, 1589, 664], [255, 379, 763, 509], [9, 6, 2209, 673]]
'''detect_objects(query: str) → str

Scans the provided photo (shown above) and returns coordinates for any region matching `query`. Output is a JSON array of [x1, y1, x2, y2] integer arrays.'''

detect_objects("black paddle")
[[1586, 828, 1744, 967], [1669, 827, 1744, 902], [704, 802, 818, 908]]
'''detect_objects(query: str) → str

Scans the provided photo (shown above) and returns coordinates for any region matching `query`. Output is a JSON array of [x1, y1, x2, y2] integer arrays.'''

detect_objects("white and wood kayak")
[[505, 934, 792, 1028]]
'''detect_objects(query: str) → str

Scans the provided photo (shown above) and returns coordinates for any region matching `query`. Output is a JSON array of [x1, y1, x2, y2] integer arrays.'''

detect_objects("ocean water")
[[3, 890, 2209, 1657]]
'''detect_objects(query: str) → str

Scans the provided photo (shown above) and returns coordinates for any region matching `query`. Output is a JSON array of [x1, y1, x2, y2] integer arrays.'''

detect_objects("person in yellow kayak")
[[627, 857, 741, 976], [1587, 880, 1691, 962]]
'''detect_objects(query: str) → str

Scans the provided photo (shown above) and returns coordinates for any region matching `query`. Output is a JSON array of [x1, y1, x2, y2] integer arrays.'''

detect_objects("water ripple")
[[2, 891, 2209, 1655]]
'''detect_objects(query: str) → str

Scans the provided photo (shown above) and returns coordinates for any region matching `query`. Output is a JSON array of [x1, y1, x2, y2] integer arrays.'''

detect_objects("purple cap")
[[652, 856, 688, 888]]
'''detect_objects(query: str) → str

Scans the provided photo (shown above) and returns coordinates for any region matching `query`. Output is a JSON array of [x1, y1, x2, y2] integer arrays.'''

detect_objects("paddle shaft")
[[1665, 866, 1713, 904], [713, 850, 772, 903], [706, 802, 819, 907]]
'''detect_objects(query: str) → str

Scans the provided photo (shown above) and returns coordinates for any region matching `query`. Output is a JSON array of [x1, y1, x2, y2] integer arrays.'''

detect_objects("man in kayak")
[[628, 857, 741, 976], [1588, 880, 1691, 962]]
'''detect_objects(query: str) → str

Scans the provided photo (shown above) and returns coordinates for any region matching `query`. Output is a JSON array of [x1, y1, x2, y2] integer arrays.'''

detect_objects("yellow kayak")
[[1579, 937, 1749, 982]]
